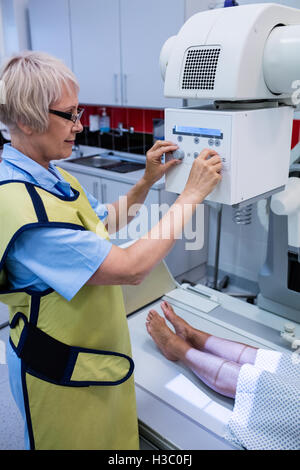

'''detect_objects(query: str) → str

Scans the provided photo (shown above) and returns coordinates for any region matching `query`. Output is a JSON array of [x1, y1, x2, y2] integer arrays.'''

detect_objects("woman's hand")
[[182, 148, 222, 204], [142, 140, 181, 186]]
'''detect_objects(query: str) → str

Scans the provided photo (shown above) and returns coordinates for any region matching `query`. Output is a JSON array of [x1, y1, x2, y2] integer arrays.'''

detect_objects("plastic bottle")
[[99, 107, 110, 133]]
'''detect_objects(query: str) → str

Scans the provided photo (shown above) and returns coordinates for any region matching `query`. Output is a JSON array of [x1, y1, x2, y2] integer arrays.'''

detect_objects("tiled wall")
[[76, 104, 165, 155], [291, 119, 300, 149]]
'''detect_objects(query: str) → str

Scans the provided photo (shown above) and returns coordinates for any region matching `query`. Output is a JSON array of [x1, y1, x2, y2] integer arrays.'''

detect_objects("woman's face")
[[31, 82, 83, 163]]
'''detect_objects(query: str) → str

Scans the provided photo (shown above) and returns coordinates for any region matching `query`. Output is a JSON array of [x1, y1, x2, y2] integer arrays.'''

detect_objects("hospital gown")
[[224, 348, 300, 450]]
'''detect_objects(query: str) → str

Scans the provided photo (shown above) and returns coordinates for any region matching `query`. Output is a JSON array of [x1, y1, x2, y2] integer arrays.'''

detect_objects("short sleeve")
[[5, 227, 112, 301]]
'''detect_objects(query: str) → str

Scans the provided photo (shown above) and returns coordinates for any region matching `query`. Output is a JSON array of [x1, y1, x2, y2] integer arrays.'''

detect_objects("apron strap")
[[10, 312, 134, 386]]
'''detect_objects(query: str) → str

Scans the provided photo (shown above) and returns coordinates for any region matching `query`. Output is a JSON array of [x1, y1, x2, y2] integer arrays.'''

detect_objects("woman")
[[146, 302, 300, 450], [0, 51, 222, 450]]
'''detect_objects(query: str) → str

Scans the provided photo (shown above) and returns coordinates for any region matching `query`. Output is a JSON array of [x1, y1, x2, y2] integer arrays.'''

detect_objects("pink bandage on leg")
[[203, 336, 258, 365], [184, 348, 241, 398]]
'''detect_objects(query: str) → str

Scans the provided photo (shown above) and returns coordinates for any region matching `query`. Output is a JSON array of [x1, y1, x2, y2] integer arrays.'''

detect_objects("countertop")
[[53, 145, 165, 190]]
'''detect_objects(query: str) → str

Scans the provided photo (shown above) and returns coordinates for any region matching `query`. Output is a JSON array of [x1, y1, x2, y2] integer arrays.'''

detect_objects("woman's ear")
[[16, 121, 33, 136]]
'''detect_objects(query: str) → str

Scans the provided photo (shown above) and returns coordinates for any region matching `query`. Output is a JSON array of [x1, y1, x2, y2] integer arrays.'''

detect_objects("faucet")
[[117, 122, 134, 137]]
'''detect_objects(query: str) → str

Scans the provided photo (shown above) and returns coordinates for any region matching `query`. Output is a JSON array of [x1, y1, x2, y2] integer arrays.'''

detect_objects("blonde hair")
[[0, 51, 79, 133]]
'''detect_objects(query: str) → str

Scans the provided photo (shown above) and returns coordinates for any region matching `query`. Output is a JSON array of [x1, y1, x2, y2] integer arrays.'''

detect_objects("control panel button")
[[208, 138, 214, 146], [194, 152, 199, 159], [215, 139, 221, 147], [173, 149, 185, 160], [194, 137, 199, 144], [177, 135, 183, 142]]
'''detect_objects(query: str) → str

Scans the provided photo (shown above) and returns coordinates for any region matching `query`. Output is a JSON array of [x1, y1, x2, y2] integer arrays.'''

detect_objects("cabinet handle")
[[101, 183, 107, 202], [93, 181, 99, 200], [114, 73, 119, 104], [123, 74, 128, 104]]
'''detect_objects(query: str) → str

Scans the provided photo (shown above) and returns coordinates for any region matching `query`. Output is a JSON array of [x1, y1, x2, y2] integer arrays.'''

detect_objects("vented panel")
[[181, 47, 221, 90]]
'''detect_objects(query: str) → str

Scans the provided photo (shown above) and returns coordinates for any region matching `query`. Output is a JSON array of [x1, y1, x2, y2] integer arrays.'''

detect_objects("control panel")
[[165, 107, 232, 204], [171, 124, 228, 166], [164, 106, 293, 206]]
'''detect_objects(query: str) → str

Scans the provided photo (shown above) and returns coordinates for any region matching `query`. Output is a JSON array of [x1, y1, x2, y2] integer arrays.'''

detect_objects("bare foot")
[[161, 301, 210, 351], [146, 310, 189, 361], [160, 301, 191, 341]]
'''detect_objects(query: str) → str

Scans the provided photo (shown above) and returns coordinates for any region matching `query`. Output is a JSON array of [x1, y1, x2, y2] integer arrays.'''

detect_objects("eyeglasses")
[[49, 107, 84, 124]]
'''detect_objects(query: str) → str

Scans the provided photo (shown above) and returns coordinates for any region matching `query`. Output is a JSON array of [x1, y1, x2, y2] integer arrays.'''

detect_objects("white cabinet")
[[159, 190, 208, 278], [67, 170, 102, 201], [28, 0, 185, 108], [28, 0, 73, 70], [69, 0, 122, 106], [102, 178, 160, 245], [119, 0, 185, 108], [70, 0, 185, 107]]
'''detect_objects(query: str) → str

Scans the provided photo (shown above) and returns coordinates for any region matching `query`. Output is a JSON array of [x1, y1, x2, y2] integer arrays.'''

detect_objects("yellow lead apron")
[[0, 168, 139, 450]]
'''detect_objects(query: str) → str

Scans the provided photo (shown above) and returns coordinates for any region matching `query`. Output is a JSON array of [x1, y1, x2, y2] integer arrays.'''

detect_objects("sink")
[[68, 153, 145, 173], [69, 155, 122, 168]]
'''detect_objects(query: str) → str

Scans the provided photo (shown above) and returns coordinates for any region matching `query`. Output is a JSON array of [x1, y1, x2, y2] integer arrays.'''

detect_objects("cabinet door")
[[28, 0, 73, 70], [102, 177, 207, 277], [102, 178, 160, 245], [160, 191, 208, 277], [64, 169, 102, 201], [70, 0, 121, 105], [120, 0, 184, 108]]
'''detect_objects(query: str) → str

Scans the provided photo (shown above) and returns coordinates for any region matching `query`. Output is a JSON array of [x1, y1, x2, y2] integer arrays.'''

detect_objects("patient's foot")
[[161, 301, 210, 351], [146, 310, 189, 361], [160, 301, 191, 341]]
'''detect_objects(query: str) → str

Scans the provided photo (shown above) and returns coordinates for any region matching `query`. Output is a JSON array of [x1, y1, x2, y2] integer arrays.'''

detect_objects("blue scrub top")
[[0, 143, 112, 300]]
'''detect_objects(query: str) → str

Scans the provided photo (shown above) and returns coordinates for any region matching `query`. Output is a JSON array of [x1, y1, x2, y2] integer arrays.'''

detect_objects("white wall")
[[208, 203, 269, 285], [13, 0, 31, 50], [1, 0, 19, 57], [0, 0, 30, 61], [185, 0, 218, 18], [0, 2, 5, 63], [188, 0, 300, 13]]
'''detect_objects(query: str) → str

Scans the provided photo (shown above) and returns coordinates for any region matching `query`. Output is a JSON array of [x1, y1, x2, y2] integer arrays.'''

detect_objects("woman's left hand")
[[142, 140, 181, 186]]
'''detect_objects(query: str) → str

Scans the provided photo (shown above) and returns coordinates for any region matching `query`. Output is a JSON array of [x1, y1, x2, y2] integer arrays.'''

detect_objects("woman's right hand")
[[182, 148, 222, 203]]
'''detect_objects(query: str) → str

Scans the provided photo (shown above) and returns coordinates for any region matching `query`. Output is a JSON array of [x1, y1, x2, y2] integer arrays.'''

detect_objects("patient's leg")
[[160, 301, 258, 365], [146, 310, 241, 398]]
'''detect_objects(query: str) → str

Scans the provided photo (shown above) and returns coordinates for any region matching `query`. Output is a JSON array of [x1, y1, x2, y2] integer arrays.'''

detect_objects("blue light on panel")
[[173, 125, 223, 139]]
